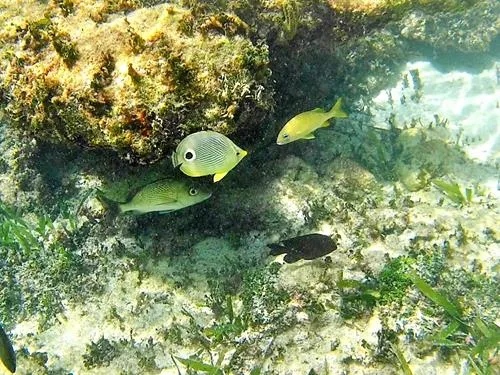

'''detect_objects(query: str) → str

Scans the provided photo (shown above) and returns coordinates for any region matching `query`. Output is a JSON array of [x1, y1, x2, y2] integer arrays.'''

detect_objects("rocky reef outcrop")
[[2, 0, 496, 162], [0, 1, 273, 162]]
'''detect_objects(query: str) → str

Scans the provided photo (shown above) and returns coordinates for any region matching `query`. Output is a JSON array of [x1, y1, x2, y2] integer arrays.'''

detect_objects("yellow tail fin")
[[328, 98, 348, 118]]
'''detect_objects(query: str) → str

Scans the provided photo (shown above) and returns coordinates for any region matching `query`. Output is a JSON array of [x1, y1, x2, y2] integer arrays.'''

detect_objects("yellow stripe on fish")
[[172, 131, 247, 182], [276, 98, 348, 145]]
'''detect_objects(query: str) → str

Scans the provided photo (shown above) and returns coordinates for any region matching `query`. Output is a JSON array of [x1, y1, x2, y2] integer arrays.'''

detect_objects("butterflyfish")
[[172, 131, 247, 182]]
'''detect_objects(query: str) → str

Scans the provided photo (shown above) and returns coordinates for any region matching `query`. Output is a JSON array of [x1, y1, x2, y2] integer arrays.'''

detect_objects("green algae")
[[409, 271, 500, 375], [240, 262, 292, 328], [204, 295, 248, 345], [175, 355, 223, 374], [336, 251, 498, 373], [280, 0, 301, 42], [407, 271, 463, 321], [377, 257, 414, 305], [337, 271, 378, 319], [0, 197, 110, 329], [82, 335, 161, 372], [390, 340, 413, 375], [50, 29, 79, 67], [82, 337, 120, 369], [433, 179, 474, 206], [338, 256, 417, 318]]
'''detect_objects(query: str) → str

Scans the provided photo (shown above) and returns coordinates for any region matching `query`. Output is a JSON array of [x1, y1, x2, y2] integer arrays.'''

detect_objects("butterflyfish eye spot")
[[184, 149, 195, 161], [189, 188, 198, 196]]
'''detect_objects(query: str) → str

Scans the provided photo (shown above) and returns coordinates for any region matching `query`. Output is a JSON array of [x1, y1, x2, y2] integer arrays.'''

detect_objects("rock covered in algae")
[[1, 0, 494, 164], [399, 0, 500, 53], [0, 0, 273, 162]]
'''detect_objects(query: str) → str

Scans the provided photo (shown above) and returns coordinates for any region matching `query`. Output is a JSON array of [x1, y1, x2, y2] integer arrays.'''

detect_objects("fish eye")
[[189, 187, 198, 196], [184, 149, 196, 161], [283, 134, 289, 139]]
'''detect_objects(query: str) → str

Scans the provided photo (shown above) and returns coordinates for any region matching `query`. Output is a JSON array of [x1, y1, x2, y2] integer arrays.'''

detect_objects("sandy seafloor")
[[1, 50, 499, 375]]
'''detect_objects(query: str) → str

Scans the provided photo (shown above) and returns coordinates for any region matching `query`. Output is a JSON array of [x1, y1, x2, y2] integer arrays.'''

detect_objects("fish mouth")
[[198, 192, 212, 202]]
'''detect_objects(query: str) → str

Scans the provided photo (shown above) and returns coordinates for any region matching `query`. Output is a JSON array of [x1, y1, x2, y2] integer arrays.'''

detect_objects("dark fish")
[[267, 233, 337, 263], [0, 324, 16, 373]]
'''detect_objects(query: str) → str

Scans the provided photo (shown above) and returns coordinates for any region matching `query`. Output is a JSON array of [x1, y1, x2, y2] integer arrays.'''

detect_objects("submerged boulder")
[[399, 0, 499, 53], [0, 0, 495, 163], [0, 1, 273, 162]]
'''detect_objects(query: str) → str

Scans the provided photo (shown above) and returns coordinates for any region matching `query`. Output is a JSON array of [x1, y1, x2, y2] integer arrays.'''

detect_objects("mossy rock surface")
[[0, 1, 273, 162], [0, 0, 494, 163]]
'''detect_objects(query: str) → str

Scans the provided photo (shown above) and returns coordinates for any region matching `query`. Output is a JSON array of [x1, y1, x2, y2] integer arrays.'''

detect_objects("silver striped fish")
[[172, 131, 247, 182]]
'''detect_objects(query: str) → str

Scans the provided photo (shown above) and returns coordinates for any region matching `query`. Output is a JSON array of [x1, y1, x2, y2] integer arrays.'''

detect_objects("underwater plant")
[[174, 354, 224, 375], [82, 337, 120, 369], [408, 272, 499, 375], [432, 179, 475, 206], [280, 0, 301, 42], [335, 249, 499, 374], [0, 198, 106, 329]]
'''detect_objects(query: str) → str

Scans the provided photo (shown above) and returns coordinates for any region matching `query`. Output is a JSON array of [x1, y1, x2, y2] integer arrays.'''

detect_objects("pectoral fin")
[[302, 133, 316, 140], [213, 171, 228, 182], [284, 253, 301, 263]]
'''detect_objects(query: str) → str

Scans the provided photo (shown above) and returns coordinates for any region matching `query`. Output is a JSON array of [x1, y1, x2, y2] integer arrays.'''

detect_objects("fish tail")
[[328, 98, 348, 119], [95, 190, 122, 215]]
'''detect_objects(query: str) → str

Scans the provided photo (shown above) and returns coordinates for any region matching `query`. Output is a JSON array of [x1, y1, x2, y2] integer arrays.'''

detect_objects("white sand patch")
[[371, 60, 499, 164]]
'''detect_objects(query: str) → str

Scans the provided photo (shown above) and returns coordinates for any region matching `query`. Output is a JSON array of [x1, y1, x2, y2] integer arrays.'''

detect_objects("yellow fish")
[[172, 131, 247, 182], [276, 98, 348, 145], [98, 179, 212, 215]]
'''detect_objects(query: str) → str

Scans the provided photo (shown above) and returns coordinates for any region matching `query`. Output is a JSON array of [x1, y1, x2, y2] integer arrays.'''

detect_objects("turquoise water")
[[0, 1, 499, 374]]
